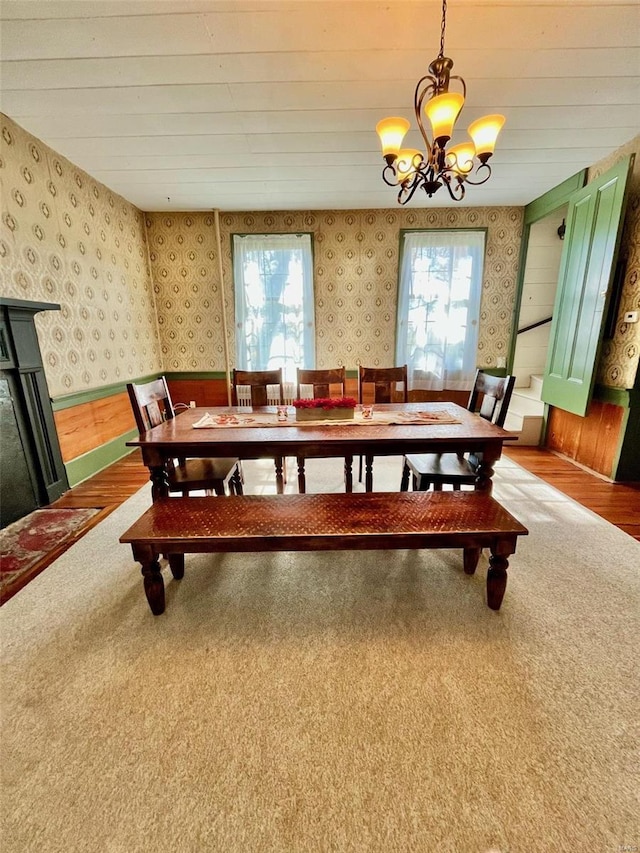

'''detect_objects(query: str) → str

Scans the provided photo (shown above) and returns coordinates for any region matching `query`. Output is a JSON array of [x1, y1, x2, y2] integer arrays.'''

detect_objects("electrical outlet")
[[496, 356, 506, 368], [189, 400, 196, 408], [623, 311, 638, 324]]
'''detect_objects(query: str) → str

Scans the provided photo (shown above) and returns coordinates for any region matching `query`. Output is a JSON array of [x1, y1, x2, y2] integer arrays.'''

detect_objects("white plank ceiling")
[[1, 0, 639, 211]]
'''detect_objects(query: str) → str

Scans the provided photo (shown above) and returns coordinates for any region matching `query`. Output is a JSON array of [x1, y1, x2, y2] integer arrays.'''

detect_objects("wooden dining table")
[[127, 402, 516, 499]]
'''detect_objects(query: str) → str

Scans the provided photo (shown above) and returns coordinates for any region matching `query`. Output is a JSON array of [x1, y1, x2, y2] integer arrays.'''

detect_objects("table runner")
[[192, 410, 461, 428]]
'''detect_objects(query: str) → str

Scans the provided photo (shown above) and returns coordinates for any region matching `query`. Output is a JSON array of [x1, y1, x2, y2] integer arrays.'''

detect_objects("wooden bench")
[[120, 491, 528, 615]]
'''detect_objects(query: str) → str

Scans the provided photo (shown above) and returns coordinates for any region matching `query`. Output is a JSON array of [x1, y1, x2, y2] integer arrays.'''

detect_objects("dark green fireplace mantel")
[[0, 298, 68, 526]]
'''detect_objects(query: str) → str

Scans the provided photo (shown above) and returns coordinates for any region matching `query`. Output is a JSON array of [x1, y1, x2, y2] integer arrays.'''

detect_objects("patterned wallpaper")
[[0, 114, 161, 398], [147, 206, 524, 373], [589, 135, 640, 389], [2, 112, 638, 399]]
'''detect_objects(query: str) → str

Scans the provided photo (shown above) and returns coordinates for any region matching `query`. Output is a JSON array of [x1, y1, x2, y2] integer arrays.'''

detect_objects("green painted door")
[[541, 155, 633, 416]]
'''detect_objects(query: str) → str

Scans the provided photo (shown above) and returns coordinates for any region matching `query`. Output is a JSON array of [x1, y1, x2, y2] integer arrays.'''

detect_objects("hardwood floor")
[[53, 447, 640, 542], [504, 446, 640, 541]]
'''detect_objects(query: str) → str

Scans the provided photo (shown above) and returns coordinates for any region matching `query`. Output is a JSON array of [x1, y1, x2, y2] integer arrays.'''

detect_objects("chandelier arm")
[[399, 176, 423, 205], [414, 76, 437, 154], [382, 163, 401, 187], [448, 74, 467, 99], [442, 175, 466, 201], [461, 162, 492, 186]]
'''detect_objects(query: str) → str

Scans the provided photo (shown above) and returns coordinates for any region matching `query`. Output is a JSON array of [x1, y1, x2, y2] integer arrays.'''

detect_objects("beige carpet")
[[1, 457, 638, 853]]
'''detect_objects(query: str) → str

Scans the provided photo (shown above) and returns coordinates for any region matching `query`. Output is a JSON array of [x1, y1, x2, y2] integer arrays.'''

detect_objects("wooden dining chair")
[[295, 367, 349, 493], [231, 368, 286, 488], [127, 377, 243, 496], [400, 370, 515, 492], [358, 365, 408, 483], [296, 367, 346, 400], [232, 368, 283, 407]]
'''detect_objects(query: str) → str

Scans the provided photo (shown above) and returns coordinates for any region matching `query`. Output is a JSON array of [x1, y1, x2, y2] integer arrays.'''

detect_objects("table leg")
[[274, 456, 285, 494], [475, 445, 504, 494], [344, 455, 353, 492], [297, 456, 306, 494], [150, 465, 170, 500], [475, 460, 495, 493], [364, 454, 374, 492]]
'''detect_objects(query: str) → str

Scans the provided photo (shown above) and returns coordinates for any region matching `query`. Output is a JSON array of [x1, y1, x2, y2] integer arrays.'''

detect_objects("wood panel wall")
[[546, 401, 624, 477], [54, 392, 136, 463]]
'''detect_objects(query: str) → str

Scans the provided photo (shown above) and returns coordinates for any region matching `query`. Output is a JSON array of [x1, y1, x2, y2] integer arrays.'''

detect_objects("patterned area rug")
[[0, 507, 102, 604]]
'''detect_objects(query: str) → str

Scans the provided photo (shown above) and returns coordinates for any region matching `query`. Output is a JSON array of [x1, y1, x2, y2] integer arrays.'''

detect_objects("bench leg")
[[487, 553, 509, 610], [463, 547, 481, 575], [132, 543, 165, 615], [168, 554, 185, 580]]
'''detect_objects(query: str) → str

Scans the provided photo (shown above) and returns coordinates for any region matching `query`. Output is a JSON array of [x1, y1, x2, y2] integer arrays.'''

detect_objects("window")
[[233, 233, 315, 382], [396, 230, 485, 391]]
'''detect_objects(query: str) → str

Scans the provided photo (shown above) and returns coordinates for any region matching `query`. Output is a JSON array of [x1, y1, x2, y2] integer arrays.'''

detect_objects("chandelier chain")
[[439, 0, 447, 58]]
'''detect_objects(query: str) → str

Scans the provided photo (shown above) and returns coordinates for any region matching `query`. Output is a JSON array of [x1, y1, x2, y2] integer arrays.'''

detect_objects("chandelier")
[[376, 0, 505, 204]]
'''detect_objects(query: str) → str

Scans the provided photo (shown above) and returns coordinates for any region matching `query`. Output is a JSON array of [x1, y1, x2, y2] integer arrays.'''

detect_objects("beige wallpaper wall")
[[2, 112, 637, 399], [147, 206, 524, 373], [589, 135, 640, 389], [0, 114, 161, 398]]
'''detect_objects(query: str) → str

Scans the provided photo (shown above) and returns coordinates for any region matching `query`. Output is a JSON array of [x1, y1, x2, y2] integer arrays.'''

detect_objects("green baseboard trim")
[[65, 428, 139, 487], [52, 374, 160, 411]]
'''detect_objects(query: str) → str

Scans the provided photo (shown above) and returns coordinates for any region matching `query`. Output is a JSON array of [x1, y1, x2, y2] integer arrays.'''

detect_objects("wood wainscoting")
[[52, 375, 473, 486], [54, 391, 137, 463], [545, 400, 624, 479]]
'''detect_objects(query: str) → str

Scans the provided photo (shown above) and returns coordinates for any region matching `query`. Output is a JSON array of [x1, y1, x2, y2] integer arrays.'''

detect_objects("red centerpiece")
[[293, 397, 357, 421]]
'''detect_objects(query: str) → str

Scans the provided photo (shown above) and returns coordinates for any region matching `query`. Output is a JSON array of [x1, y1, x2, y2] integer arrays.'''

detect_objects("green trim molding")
[[593, 384, 630, 407], [52, 374, 159, 411], [524, 170, 587, 226], [64, 428, 139, 488]]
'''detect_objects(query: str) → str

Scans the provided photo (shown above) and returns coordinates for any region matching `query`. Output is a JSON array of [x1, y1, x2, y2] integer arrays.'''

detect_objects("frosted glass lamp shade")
[[467, 114, 505, 161], [424, 92, 464, 146], [376, 117, 411, 160]]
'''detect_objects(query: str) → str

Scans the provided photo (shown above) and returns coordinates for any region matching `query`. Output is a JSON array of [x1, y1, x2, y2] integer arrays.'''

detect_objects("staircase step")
[[530, 374, 544, 395], [504, 411, 544, 446], [509, 389, 545, 417]]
